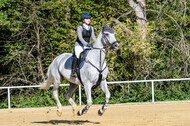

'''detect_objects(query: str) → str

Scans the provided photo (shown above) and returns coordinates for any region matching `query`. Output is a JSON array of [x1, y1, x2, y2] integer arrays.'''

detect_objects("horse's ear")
[[102, 22, 106, 31], [110, 22, 113, 28], [103, 22, 106, 28]]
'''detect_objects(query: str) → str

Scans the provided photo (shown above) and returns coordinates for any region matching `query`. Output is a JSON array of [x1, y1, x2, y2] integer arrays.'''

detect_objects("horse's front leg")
[[98, 80, 110, 116], [77, 83, 92, 116]]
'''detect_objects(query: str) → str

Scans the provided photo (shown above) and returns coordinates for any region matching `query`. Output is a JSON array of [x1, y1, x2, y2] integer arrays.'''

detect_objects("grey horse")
[[40, 23, 119, 116]]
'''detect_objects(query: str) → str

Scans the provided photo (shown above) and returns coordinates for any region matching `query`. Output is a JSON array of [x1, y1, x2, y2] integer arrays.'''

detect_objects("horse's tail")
[[39, 65, 54, 90]]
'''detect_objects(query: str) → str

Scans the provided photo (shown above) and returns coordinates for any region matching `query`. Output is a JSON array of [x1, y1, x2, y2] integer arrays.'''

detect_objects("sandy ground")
[[0, 102, 190, 126]]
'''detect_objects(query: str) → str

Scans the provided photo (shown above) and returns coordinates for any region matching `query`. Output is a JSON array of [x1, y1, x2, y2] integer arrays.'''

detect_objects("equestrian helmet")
[[81, 12, 91, 20]]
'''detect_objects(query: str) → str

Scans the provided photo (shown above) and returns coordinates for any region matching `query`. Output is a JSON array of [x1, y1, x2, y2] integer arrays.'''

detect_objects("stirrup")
[[71, 72, 77, 77], [71, 71, 77, 77]]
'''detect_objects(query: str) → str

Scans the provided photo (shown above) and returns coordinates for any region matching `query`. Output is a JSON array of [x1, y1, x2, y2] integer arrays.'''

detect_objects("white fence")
[[0, 78, 190, 109]]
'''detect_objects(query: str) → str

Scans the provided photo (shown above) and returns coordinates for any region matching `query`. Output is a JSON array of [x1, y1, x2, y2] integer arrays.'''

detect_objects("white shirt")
[[82, 23, 90, 30]]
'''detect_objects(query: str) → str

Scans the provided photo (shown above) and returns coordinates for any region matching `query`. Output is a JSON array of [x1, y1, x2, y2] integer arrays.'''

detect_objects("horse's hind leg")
[[65, 83, 78, 114], [98, 80, 110, 116], [52, 81, 62, 116]]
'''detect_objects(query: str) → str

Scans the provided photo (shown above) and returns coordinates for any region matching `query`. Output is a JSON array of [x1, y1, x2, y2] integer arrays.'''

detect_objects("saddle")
[[72, 49, 89, 85], [73, 48, 90, 69]]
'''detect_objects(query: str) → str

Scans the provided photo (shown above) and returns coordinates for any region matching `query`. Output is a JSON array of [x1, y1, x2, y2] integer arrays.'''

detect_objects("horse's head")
[[102, 23, 119, 51]]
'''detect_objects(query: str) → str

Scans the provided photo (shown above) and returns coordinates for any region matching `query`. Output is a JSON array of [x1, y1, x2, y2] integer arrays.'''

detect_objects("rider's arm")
[[77, 26, 88, 46], [91, 27, 96, 43]]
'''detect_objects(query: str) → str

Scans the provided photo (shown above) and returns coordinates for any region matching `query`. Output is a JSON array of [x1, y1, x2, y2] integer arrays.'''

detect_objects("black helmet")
[[81, 12, 91, 20]]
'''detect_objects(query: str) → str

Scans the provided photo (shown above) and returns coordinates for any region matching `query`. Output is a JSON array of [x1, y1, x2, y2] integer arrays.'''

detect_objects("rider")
[[71, 12, 97, 77]]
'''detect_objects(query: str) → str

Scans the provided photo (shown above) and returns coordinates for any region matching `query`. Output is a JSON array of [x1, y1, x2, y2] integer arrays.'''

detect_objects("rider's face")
[[83, 18, 91, 25]]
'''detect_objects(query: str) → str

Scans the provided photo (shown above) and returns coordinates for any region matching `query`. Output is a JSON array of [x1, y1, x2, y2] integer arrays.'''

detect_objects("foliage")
[[0, 0, 189, 108]]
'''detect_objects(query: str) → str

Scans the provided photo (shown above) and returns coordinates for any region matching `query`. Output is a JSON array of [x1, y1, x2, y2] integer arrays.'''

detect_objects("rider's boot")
[[71, 57, 78, 77]]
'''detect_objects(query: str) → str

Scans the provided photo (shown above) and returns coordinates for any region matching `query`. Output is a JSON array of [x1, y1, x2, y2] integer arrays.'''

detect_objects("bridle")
[[102, 32, 118, 50]]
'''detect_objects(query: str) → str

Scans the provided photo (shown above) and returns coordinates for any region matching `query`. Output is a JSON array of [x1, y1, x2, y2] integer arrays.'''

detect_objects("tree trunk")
[[127, 0, 147, 40], [128, 0, 150, 79]]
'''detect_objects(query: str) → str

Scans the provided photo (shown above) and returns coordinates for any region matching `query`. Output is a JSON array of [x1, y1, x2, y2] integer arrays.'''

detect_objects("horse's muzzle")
[[111, 41, 119, 51]]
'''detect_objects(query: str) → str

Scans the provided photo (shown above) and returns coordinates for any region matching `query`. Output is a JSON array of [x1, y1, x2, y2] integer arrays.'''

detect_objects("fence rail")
[[0, 78, 190, 109]]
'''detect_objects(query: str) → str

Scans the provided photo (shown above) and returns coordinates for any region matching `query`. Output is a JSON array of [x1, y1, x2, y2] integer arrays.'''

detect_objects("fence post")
[[79, 85, 81, 105], [151, 81, 155, 103], [8, 88, 11, 109]]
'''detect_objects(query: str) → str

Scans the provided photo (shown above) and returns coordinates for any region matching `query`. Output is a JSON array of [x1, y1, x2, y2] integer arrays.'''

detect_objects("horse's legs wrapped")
[[52, 83, 62, 116], [65, 83, 78, 114], [98, 80, 110, 116], [77, 83, 92, 116], [77, 104, 90, 116]]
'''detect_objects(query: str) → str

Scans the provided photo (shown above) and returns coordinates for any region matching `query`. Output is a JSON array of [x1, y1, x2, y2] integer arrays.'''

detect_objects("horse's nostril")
[[113, 43, 118, 47], [115, 43, 119, 47]]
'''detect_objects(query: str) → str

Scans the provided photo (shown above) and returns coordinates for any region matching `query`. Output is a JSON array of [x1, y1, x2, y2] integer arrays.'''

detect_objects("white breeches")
[[74, 44, 88, 58]]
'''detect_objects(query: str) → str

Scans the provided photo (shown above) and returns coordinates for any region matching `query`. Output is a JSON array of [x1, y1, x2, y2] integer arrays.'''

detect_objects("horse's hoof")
[[56, 110, 62, 117], [72, 106, 78, 115], [77, 110, 82, 116], [98, 109, 103, 116]]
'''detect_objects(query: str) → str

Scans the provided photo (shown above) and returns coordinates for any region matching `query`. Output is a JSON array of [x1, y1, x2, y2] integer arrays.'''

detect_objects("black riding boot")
[[71, 57, 78, 77]]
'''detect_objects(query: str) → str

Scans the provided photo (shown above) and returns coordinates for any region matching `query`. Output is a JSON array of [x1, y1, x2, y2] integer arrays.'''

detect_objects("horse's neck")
[[93, 30, 104, 49], [87, 31, 106, 70]]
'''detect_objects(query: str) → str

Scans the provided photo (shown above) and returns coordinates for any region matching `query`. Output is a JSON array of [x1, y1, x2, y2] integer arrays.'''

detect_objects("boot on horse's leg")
[[71, 57, 78, 77]]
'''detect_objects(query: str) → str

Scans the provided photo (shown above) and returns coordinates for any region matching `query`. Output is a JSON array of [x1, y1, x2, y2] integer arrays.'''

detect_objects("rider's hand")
[[87, 43, 92, 48]]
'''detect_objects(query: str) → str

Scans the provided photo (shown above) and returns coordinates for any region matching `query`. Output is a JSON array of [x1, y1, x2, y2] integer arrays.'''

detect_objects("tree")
[[0, 0, 72, 87]]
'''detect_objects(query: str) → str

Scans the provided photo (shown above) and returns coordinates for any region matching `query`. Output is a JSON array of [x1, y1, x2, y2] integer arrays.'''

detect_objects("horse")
[[40, 23, 119, 116]]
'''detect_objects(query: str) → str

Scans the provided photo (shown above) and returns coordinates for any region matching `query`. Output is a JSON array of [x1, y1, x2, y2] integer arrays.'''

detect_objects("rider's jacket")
[[76, 24, 92, 45]]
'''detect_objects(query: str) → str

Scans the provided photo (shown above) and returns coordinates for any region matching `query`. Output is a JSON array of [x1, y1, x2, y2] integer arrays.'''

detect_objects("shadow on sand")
[[33, 120, 100, 125]]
